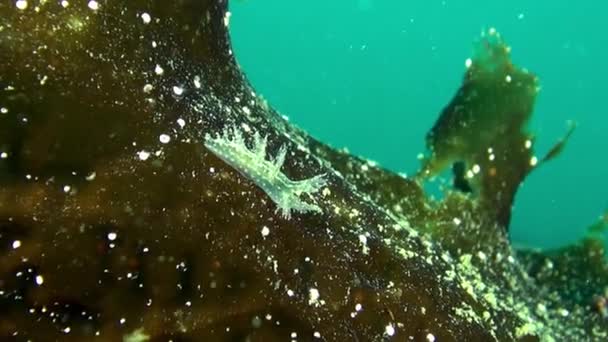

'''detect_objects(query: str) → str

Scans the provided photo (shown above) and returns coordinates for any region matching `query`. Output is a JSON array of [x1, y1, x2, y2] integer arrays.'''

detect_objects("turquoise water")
[[229, 0, 607, 249]]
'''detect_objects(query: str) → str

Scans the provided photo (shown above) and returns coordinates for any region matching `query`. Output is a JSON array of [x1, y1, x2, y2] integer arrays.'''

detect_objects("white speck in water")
[[141, 12, 151, 24], [261, 226, 270, 237], [61, 0, 69, 8], [193, 76, 202, 88], [177, 118, 186, 128], [308, 288, 320, 305], [63, 185, 71, 193], [15, 0, 28, 10], [63, 327, 71, 334], [0, 152, 7, 159], [242, 106, 251, 115], [154, 64, 164, 75], [505, 75, 512, 83], [159, 134, 171, 144], [143, 84, 153, 93], [472, 164, 481, 174], [517, 13, 525, 20], [313, 331, 321, 338], [384, 323, 395, 336], [525, 139, 532, 149], [107, 232, 117, 241], [12, 240, 21, 249], [530, 156, 538, 166], [224, 11, 232, 27], [35, 275, 44, 285], [172, 86, 184, 96], [355, 303, 363, 311], [119, 318, 126, 324], [465, 58, 472, 68], [0, 107, 8, 114], [453, 217, 462, 225], [138, 151, 150, 161], [287, 289, 294, 297], [87, 1, 99, 11]]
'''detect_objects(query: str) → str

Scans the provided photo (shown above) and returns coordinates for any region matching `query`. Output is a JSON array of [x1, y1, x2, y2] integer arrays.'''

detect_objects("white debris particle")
[[0, 152, 7, 159], [518, 13, 525, 20], [465, 58, 473, 68], [15, 0, 28, 10], [287, 289, 294, 297], [355, 303, 363, 312], [143, 84, 153, 93], [505, 75, 512, 83], [358, 234, 370, 254], [61, 1, 69, 8], [159, 134, 171, 144], [141, 12, 151, 24], [261, 225, 270, 237], [177, 118, 186, 128], [193, 76, 202, 88], [224, 11, 232, 27], [63, 185, 71, 193], [426, 333, 436, 342], [453, 217, 462, 225], [242, 106, 251, 115], [530, 156, 538, 166], [87, 1, 99, 11], [35, 275, 44, 285], [107, 232, 117, 241], [313, 331, 321, 338], [0, 107, 8, 114], [525, 139, 532, 149], [472, 164, 481, 174], [154, 64, 164, 75], [384, 323, 395, 336], [308, 288, 320, 306], [120, 318, 126, 324], [63, 327, 71, 334], [137, 150, 150, 161], [12, 240, 21, 249], [559, 308, 569, 317], [172, 86, 184, 96], [85, 172, 96, 181]]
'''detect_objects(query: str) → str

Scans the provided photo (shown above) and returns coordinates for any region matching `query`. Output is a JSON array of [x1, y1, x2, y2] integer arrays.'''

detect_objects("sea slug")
[[204, 126, 327, 219]]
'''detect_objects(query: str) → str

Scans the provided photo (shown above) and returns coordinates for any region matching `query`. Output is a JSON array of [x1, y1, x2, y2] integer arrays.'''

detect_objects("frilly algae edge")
[[0, 1, 605, 341]]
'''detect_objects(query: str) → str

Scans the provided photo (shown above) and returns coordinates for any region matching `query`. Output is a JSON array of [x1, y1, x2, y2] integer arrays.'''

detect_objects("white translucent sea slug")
[[204, 127, 327, 219]]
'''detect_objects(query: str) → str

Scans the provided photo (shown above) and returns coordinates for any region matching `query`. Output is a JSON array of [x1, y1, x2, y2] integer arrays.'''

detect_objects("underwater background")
[[229, 0, 607, 249]]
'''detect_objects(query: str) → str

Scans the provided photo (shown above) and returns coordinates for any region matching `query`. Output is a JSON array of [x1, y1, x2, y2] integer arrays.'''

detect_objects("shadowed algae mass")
[[1, 1, 607, 341]]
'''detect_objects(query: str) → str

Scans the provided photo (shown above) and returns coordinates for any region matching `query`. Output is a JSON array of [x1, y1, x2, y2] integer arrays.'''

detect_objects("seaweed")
[[1, 1, 606, 341]]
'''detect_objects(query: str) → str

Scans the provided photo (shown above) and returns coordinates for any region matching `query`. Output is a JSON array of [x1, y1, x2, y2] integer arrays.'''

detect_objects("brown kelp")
[[0, 1, 606, 341]]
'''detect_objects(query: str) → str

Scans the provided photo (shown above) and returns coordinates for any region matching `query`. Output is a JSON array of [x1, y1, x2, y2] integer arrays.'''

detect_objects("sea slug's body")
[[204, 127, 326, 219]]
